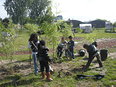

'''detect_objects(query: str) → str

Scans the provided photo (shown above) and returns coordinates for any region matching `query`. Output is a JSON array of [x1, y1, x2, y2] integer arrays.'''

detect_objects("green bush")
[[76, 28, 83, 33], [24, 23, 39, 34], [0, 22, 16, 60]]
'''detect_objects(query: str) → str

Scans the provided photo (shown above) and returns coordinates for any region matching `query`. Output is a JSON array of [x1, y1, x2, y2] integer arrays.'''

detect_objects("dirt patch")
[[109, 52, 116, 59], [0, 51, 31, 56], [51, 62, 70, 71], [0, 60, 33, 78], [97, 38, 116, 49]]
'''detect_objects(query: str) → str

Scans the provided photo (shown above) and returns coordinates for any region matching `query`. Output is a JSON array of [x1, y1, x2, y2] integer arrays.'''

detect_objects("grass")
[[14, 31, 30, 51], [13, 28, 116, 52], [102, 58, 116, 86], [0, 55, 116, 87], [0, 57, 116, 87], [75, 28, 116, 42], [0, 28, 116, 87], [0, 54, 30, 62]]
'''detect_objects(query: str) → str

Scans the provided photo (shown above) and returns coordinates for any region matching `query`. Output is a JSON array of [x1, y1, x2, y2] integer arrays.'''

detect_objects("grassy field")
[[13, 28, 116, 52], [0, 55, 115, 87], [0, 28, 116, 87]]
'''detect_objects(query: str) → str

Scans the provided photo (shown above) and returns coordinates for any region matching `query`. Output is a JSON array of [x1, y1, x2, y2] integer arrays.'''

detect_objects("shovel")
[[76, 74, 104, 80]]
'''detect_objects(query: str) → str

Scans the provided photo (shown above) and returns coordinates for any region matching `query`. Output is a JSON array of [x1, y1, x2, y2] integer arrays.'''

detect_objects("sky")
[[52, 0, 116, 22], [0, 0, 116, 23], [0, 0, 8, 19]]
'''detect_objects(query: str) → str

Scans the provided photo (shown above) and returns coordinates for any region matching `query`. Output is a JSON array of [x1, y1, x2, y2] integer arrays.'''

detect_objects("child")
[[67, 36, 75, 59], [57, 37, 67, 58], [38, 40, 53, 81], [28, 33, 39, 75]]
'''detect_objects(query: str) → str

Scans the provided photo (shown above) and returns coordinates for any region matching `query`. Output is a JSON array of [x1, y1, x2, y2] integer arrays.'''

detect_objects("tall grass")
[[75, 28, 116, 42]]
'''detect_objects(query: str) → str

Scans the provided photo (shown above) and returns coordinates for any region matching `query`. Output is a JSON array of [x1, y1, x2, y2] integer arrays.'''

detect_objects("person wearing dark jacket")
[[83, 43, 103, 72], [67, 36, 75, 59], [28, 33, 39, 75], [38, 40, 53, 81]]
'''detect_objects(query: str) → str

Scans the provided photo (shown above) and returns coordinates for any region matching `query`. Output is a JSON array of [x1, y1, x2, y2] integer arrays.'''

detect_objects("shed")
[[79, 24, 92, 33], [105, 22, 113, 32]]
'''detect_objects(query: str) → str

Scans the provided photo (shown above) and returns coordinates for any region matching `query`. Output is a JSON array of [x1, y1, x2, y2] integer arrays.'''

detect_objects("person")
[[82, 43, 103, 72], [37, 40, 53, 81], [67, 36, 75, 59], [57, 37, 67, 58], [28, 33, 39, 75]]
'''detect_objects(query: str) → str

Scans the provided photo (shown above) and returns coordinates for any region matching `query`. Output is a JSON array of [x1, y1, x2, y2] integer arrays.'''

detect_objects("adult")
[[83, 43, 103, 72]]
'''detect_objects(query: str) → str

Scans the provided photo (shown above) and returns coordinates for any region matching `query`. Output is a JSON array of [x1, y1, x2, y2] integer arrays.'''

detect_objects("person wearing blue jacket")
[[67, 36, 75, 59]]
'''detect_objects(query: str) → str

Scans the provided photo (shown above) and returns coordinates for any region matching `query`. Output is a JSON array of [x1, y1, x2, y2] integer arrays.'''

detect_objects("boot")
[[46, 72, 53, 81], [41, 72, 46, 80]]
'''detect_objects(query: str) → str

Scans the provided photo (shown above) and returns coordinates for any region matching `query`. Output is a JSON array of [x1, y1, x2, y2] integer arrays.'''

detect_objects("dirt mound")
[[97, 38, 116, 49]]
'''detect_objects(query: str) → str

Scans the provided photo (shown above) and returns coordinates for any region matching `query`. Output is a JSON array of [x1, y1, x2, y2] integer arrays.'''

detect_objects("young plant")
[[40, 22, 60, 57], [0, 21, 16, 61], [24, 23, 39, 35], [58, 21, 73, 38]]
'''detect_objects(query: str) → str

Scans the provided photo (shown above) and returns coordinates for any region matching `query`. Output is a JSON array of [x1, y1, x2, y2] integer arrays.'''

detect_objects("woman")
[[28, 33, 39, 75]]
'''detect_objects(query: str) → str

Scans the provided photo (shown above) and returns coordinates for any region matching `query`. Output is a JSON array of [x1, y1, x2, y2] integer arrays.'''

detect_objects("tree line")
[[4, 0, 54, 25]]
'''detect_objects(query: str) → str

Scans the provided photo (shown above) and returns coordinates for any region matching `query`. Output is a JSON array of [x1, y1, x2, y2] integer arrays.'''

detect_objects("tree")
[[0, 18, 2, 22], [4, 0, 29, 25], [112, 22, 116, 32], [24, 23, 39, 34], [40, 22, 60, 57], [113, 22, 116, 27], [58, 21, 73, 37], [29, 0, 54, 24], [4, 0, 54, 25]]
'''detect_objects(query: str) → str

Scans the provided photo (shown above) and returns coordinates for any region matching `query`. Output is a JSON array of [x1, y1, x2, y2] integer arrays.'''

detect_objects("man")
[[83, 43, 103, 72]]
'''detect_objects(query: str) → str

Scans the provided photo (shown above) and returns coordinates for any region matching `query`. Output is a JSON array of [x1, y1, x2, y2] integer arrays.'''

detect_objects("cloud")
[[0, 0, 8, 19], [52, 0, 116, 22]]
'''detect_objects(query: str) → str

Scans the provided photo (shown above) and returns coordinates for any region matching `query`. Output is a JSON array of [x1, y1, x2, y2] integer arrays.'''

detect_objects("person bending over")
[[83, 43, 103, 72]]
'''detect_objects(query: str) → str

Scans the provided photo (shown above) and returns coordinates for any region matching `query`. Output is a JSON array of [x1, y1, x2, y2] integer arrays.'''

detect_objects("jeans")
[[32, 52, 38, 75], [67, 48, 74, 59]]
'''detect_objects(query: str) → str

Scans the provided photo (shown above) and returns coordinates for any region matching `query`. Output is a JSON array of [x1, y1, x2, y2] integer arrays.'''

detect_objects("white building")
[[79, 24, 92, 33], [105, 22, 113, 32]]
